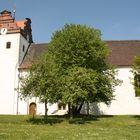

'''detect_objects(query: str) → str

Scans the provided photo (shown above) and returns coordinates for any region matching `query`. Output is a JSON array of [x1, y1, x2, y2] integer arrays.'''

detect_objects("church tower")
[[0, 10, 33, 114]]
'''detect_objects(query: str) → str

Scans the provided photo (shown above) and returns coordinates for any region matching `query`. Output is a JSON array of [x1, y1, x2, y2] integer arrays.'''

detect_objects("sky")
[[0, 0, 140, 43]]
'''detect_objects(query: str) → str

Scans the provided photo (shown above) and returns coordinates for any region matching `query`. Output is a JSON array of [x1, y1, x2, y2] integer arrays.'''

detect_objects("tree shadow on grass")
[[27, 116, 64, 125], [26, 114, 114, 125], [68, 114, 114, 124], [96, 115, 114, 118], [69, 115, 98, 124], [133, 115, 140, 120]]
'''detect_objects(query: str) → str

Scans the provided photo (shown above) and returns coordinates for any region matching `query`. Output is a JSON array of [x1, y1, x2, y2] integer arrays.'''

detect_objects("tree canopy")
[[20, 24, 120, 117]]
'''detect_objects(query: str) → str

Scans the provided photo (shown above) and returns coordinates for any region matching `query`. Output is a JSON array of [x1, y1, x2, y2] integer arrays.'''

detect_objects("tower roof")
[[0, 10, 11, 15], [0, 10, 13, 23], [0, 10, 33, 43]]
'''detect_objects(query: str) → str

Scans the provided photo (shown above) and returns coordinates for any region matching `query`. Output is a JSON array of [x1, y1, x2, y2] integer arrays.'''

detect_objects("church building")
[[0, 10, 140, 115]]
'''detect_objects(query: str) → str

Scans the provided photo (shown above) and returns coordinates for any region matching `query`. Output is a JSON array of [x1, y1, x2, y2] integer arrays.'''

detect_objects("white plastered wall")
[[86, 67, 140, 115], [19, 67, 140, 115], [0, 33, 20, 114], [0, 33, 30, 114]]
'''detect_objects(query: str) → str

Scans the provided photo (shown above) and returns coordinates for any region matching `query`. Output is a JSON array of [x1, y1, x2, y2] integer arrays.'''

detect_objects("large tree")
[[20, 24, 119, 118]]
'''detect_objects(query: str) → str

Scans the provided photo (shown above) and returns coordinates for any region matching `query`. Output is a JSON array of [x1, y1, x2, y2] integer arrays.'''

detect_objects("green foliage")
[[132, 56, 140, 72], [20, 53, 60, 103], [59, 66, 117, 105], [48, 24, 119, 106], [132, 56, 140, 97], [20, 24, 120, 116], [49, 24, 109, 71]]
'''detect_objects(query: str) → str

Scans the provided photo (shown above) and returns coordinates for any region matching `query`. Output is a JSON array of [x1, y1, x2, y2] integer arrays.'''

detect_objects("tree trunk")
[[73, 103, 83, 115], [44, 99, 48, 120], [77, 103, 83, 114], [86, 102, 89, 115], [68, 103, 73, 119], [70, 106, 73, 119], [68, 103, 83, 118]]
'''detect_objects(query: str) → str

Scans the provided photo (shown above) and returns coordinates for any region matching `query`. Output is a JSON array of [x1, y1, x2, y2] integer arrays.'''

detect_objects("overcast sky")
[[1, 0, 140, 43]]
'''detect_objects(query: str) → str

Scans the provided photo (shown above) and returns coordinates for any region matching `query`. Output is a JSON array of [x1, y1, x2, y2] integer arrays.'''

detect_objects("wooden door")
[[29, 102, 37, 115]]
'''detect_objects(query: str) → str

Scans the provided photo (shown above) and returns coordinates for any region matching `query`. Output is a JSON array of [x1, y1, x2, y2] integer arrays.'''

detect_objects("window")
[[58, 103, 66, 110], [6, 42, 11, 49], [22, 45, 25, 52]]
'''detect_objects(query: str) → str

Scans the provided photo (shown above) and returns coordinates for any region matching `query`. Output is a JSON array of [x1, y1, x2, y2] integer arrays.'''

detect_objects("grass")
[[0, 115, 140, 140]]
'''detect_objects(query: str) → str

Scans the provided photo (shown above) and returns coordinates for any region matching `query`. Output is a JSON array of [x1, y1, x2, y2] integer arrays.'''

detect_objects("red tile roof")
[[19, 40, 140, 69], [16, 20, 26, 29]]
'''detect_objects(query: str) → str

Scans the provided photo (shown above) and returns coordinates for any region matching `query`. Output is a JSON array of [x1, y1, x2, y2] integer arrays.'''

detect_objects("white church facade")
[[0, 10, 140, 115]]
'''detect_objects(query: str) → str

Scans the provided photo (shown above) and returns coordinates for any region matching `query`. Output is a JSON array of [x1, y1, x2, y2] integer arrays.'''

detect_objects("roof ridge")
[[105, 40, 140, 42]]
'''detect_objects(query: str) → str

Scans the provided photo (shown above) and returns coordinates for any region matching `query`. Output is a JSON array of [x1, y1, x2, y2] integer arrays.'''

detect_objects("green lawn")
[[0, 115, 140, 140]]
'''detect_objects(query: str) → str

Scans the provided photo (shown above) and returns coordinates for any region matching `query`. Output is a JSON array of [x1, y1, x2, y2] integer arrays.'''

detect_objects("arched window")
[[6, 41, 11, 49]]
